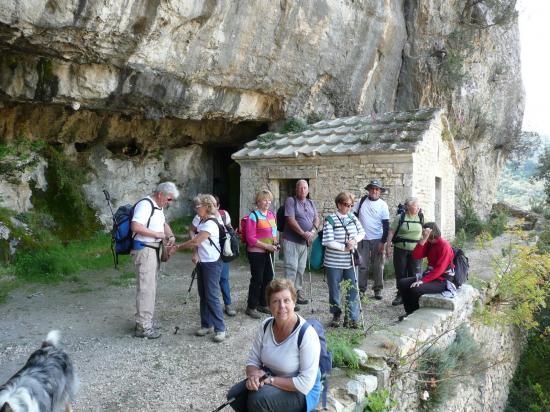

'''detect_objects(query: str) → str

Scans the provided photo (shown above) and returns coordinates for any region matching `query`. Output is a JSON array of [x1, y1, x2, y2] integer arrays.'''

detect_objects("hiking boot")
[[296, 291, 309, 305], [391, 295, 403, 306], [257, 306, 271, 314], [135, 325, 161, 339], [344, 320, 360, 329], [213, 331, 226, 343], [374, 290, 383, 300], [195, 326, 214, 336], [329, 313, 341, 328], [224, 305, 237, 316], [245, 308, 262, 319]]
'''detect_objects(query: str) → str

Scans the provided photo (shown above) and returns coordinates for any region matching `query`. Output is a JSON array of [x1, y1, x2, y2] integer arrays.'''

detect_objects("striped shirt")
[[321, 212, 365, 269]]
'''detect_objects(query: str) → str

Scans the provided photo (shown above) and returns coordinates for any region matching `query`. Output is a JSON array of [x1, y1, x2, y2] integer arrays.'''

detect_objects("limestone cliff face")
[[0, 0, 522, 218]]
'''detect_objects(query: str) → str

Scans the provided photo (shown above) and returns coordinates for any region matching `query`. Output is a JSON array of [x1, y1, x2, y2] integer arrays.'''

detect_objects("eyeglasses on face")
[[340, 202, 353, 208]]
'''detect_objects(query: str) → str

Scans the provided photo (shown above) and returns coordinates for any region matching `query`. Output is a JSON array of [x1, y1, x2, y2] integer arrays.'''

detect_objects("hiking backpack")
[[239, 210, 260, 245], [391, 204, 424, 244], [206, 217, 240, 262], [263, 318, 332, 409], [276, 197, 297, 232], [450, 247, 469, 287], [110, 198, 155, 267], [311, 214, 360, 270]]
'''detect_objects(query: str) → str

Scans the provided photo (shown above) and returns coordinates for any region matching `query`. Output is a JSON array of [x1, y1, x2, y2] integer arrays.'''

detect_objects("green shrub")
[[418, 325, 486, 409], [280, 117, 309, 134], [537, 229, 550, 254], [505, 303, 550, 412], [364, 389, 397, 412], [326, 329, 363, 370]]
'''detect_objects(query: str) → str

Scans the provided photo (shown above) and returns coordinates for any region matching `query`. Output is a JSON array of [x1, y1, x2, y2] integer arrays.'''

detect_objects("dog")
[[0, 330, 78, 412]]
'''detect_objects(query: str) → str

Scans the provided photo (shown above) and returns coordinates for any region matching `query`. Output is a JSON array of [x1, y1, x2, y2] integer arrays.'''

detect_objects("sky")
[[518, 0, 550, 137]]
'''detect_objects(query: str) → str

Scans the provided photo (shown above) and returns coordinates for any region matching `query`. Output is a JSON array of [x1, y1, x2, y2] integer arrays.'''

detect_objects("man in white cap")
[[353, 179, 389, 300]]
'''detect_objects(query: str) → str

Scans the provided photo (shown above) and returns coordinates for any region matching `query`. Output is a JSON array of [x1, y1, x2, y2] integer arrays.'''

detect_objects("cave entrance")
[[212, 147, 241, 221]]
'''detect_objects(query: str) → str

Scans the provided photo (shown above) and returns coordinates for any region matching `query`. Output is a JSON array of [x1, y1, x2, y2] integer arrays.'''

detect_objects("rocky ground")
[[0, 236, 509, 411]]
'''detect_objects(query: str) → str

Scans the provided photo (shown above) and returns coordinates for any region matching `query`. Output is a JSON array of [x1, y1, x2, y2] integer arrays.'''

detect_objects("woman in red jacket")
[[397, 222, 454, 317]]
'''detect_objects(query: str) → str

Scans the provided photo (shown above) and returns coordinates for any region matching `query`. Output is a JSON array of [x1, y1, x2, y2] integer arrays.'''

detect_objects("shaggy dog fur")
[[0, 330, 78, 412]]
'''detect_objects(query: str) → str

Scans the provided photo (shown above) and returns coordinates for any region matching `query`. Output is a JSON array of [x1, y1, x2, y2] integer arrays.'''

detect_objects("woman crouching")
[[397, 222, 454, 318], [227, 278, 321, 411]]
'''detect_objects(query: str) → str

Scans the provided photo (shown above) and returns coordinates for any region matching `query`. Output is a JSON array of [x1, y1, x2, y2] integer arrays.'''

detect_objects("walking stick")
[[268, 252, 276, 279], [211, 375, 269, 412], [308, 245, 314, 313], [350, 251, 367, 333], [183, 266, 198, 305]]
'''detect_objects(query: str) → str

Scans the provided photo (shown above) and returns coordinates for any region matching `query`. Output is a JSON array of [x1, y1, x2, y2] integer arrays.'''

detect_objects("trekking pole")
[[268, 252, 276, 279], [103, 190, 115, 218], [308, 245, 314, 313], [183, 266, 198, 305], [350, 251, 367, 333], [211, 375, 269, 412]]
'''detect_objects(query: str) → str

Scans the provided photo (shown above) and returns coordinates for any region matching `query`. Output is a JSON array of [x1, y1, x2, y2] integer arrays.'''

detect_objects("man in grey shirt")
[[283, 180, 320, 306]]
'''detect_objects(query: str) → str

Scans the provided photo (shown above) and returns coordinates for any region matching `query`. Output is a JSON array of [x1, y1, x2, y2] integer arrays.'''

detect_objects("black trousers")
[[393, 247, 422, 294], [247, 252, 274, 309], [398, 277, 447, 314]]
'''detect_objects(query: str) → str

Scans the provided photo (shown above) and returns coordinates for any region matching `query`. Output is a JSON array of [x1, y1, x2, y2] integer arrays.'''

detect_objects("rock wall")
[[324, 286, 524, 412], [0, 0, 523, 217]]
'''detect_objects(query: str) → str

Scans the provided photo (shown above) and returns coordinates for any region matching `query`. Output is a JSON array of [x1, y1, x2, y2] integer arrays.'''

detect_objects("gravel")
[[0, 252, 405, 411]]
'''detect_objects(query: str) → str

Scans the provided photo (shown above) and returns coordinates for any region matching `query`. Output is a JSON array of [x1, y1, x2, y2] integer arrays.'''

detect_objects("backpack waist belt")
[[393, 236, 419, 243]]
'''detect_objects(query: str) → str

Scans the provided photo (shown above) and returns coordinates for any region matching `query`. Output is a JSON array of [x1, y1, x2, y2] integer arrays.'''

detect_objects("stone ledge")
[[419, 284, 479, 311]]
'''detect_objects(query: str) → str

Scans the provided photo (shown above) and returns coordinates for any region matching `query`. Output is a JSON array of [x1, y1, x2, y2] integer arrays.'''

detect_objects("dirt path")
[[1, 235, 509, 411]]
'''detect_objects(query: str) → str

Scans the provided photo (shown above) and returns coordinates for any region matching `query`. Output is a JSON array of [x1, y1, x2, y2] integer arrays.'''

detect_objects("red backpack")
[[238, 211, 259, 245]]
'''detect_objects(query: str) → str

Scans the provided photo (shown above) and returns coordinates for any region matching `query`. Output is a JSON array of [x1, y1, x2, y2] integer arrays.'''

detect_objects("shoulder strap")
[[134, 198, 157, 228], [325, 215, 335, 227], [392, 212, 406, 243], [219, 210, 227, 226], [204, 217, 223, 254], [263, 318, 274, 334], [297, 321, 311, 348]]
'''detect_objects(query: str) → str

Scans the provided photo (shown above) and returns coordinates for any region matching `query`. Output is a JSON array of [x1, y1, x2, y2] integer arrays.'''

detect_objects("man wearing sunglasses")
[[131, 181, 179, 338], [353, 180, 389, 300]]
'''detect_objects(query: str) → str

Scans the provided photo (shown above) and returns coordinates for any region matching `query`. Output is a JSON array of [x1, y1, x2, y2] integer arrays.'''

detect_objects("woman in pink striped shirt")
[[244, 189, 279, 319]]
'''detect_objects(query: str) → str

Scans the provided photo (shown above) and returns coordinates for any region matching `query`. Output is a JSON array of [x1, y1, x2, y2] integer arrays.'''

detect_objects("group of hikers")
[[127, 179, 457, 411]]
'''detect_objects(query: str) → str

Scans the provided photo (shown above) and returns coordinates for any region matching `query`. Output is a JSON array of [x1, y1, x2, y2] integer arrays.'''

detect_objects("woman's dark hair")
[[266, 278, 297, 305], [423, 222, 441, 239]]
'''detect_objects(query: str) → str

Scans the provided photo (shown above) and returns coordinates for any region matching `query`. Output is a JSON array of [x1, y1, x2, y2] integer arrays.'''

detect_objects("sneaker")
[[213, 331, 226, 343], [245, 308, 262, 319], [135, 325, 161, 339], [257, 306, 271, 314], [296, 291, 309, 305], [391, 296, 403, 306], [195, 326, 214, 336], [329, 313, 341, 328], [224, 305, 237, 316], [374, 290, 383, 300]]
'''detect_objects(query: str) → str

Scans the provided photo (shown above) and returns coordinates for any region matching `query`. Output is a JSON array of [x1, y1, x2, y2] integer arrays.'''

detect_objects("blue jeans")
[[228, 379, 306, 412], [325, 266, 359, 321], [197, 260, 225, 332], [220, 262, 232, 305]]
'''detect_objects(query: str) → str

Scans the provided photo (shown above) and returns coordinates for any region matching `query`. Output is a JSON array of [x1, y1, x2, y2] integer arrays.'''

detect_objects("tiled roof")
[[232, 108, 443, 160]]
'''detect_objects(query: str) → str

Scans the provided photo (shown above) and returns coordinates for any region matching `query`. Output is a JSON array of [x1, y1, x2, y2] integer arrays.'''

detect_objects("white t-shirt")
[[196, 218, 221, 263], [353, 197, 389, 240], [246, 316, 320, 396], [131, 196, 164, 242]]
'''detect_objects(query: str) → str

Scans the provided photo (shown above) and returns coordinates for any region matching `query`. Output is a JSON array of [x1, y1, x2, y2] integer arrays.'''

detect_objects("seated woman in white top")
[[227, 278, 321, 412]]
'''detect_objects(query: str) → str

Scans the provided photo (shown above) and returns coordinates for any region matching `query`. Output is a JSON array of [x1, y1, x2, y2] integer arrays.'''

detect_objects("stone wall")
[[323, 287, 524, 411]]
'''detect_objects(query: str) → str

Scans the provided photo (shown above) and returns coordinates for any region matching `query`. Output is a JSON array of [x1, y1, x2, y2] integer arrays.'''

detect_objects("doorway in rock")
[[212, 147, 240, 222]]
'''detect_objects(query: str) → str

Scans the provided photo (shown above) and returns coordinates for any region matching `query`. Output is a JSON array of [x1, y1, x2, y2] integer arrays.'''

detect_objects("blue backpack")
[[111, 198, 156, 267], [263, 318, 332, 408]]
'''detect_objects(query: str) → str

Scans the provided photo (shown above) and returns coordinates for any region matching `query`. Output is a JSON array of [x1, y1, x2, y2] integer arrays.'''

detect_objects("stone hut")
[[232, 108, 457, 238]]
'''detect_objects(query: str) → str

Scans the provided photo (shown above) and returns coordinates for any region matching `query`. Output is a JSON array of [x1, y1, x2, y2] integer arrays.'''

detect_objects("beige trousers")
[[133, 247, 159, 329]]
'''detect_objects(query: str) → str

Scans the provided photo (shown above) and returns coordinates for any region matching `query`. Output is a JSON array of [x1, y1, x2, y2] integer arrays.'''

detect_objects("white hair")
[[155, 182, 179, 199]]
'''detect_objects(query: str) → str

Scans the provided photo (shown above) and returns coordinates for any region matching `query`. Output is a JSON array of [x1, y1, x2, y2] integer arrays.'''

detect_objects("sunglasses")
[[340, 202, 353, 208]]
